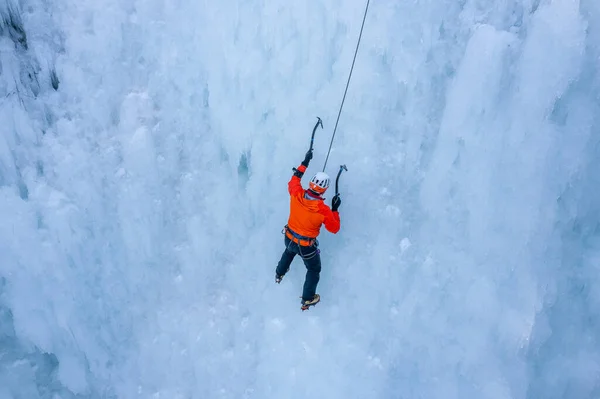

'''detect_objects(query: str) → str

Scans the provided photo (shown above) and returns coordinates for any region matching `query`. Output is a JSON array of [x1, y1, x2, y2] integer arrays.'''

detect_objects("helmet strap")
[[306, 189, 324, 199]]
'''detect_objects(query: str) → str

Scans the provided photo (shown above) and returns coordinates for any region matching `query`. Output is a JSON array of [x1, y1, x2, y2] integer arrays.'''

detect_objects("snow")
[[1, 0, 600, 398]]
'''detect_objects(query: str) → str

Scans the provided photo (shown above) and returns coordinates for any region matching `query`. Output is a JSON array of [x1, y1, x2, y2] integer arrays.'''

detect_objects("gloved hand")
[[331, 194, 341, 212], [302, 149, 313, 167]]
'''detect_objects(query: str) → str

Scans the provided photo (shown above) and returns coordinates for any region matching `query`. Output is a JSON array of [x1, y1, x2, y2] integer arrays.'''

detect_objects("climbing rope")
[[322, 0, 371, 171]]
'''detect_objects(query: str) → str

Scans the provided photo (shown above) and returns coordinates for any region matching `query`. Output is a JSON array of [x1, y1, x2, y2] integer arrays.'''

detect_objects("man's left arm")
[[288, 149, 313, 196], [288, 164, 307, 196]]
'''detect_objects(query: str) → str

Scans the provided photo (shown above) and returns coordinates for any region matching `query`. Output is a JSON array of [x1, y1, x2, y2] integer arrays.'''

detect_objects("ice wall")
[[0, 0, 599, 398]]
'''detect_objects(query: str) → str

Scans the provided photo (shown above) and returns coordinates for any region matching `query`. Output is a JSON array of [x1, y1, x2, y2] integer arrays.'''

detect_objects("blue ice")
[[0, 0, 599, 398]]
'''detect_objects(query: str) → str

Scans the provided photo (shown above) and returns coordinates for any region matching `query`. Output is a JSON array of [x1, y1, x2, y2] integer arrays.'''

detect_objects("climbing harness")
[[323, 0, 371, 171], [283, 225, 317, 247]]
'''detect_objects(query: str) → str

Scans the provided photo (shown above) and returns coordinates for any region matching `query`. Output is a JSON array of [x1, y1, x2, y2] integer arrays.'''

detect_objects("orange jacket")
[[286, 164, 340, 239]]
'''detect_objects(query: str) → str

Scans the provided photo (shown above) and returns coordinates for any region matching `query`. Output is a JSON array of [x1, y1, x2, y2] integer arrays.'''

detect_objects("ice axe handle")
[[309, 117, 323, 151], [335, 164, 348, 196]]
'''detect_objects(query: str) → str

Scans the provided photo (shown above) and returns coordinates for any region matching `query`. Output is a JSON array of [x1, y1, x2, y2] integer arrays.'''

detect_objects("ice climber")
[[276, 148, 341, 310]]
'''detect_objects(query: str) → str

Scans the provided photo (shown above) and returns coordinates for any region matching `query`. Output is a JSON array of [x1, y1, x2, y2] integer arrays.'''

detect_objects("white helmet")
[[309, 172, 330, 195]]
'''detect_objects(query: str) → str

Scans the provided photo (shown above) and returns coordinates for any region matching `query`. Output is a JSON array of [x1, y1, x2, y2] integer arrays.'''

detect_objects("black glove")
[[331, 194, 341, 212], [301, 149, 313, 167]]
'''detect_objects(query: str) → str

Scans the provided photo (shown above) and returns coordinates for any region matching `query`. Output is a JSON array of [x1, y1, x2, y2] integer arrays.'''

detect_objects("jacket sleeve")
[[288, 164, 307, 196], [320, 204, 341, 234]]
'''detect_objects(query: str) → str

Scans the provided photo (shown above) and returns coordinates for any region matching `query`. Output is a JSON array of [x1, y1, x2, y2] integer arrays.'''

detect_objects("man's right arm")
[[319, 202, 340, 234]]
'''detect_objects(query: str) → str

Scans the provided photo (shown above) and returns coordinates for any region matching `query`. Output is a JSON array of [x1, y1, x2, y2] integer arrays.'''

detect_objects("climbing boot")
[[300, 294, 320, 311]]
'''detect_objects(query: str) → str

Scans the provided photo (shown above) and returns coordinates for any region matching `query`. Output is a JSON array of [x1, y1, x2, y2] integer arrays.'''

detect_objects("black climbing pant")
[[276, 236, 321, 301]]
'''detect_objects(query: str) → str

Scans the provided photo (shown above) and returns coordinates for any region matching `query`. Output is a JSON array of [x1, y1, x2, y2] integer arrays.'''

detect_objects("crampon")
[[300, 294, 320, 311]]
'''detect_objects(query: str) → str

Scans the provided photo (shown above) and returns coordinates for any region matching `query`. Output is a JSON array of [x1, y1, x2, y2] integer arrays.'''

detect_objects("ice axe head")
[[335, 164, 347, 195], [310, 117, 324, 151]]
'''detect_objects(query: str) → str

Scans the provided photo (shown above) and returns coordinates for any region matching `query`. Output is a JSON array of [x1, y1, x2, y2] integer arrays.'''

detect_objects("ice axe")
[[309, 117, 323, 152], [293, 117, 323, 176], [335, 164, 348, 197]]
